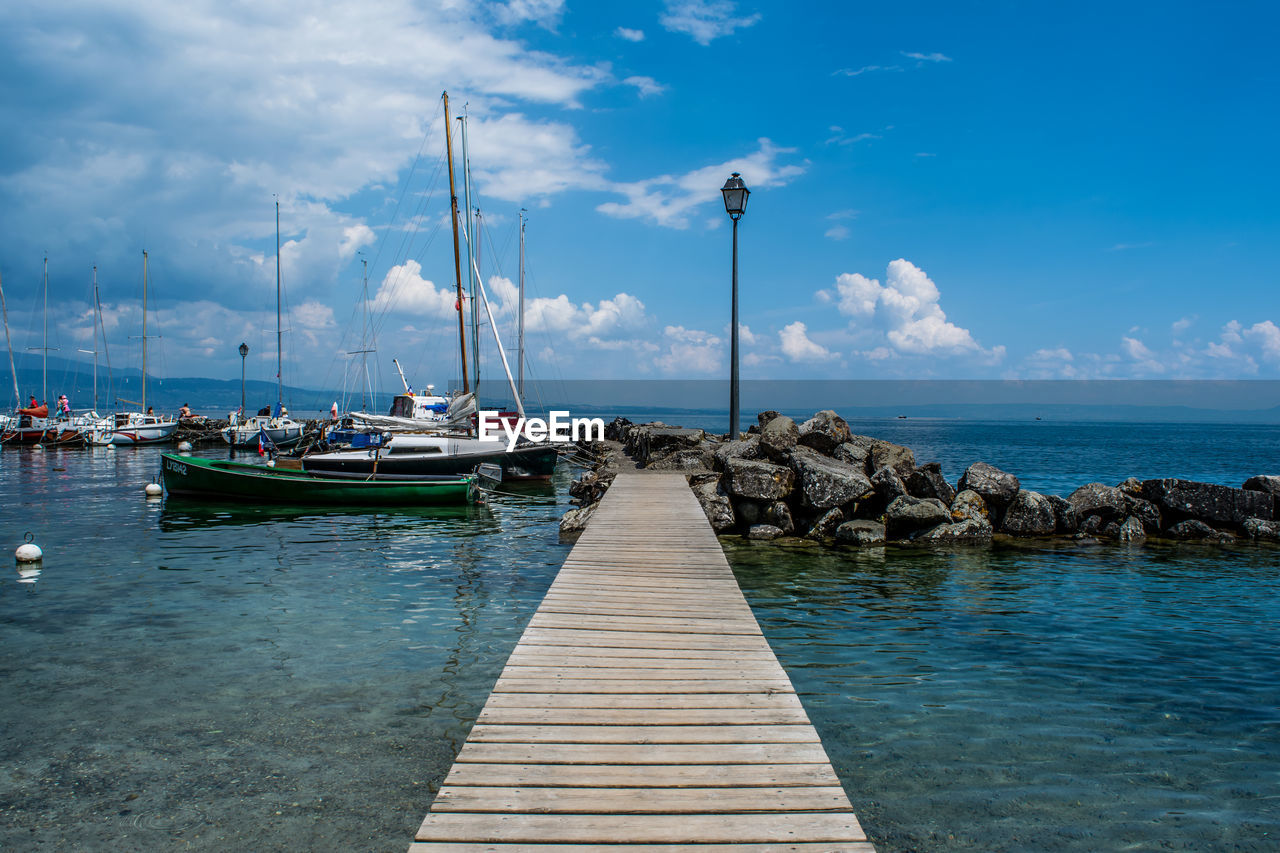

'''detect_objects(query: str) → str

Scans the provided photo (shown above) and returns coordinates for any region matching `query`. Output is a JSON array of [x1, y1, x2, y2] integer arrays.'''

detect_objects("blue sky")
[[2, 0, 1278, 400]]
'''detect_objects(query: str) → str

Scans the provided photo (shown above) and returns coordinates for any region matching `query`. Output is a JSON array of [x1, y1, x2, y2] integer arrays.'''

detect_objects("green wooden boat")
[[161, 453, 477, 505]]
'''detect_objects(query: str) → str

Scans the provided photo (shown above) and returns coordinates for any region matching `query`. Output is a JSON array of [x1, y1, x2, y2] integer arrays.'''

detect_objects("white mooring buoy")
[[144, 482, 163, 497], [177, 441, 192, 452], [16, 532, 42, 563]]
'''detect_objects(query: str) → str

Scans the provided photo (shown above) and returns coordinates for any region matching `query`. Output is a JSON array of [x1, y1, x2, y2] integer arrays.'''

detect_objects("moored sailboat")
[[88, 251, 178, 446], [221, 200, 305, 450]]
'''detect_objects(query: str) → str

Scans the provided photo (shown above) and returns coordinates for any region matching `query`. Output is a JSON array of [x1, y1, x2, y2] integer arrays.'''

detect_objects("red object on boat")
[[17, 405, 48, 418]]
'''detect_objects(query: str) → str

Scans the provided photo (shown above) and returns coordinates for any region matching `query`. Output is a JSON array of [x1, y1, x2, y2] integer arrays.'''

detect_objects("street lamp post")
[[238, 342, 249, 413], [721, 172, 750, 438]]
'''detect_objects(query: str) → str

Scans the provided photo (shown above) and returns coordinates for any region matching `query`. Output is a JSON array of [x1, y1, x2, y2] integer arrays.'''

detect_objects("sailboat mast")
[[459, 109, 479, 394], [141, 250, 148, 412], [42, 256, 48, 401], [518, 210, 525, 398], [275, 199, 283, 409], [0, 271, 19, 409], [91, 267, 99, 410], [442, 92, 469, 394], [361, 257, 369, 410]]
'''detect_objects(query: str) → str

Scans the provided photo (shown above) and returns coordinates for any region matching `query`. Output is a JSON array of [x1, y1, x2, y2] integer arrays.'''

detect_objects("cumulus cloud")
[[656, 325, 723, 373], [494, 0, 565, 29], [597, 138, 805, 228], [818, 259, 1003, 362], [779, 321, 838, 362], [660, 0, 761, 45], [371, 260, 456, 319], [615, 26, 645, 41]]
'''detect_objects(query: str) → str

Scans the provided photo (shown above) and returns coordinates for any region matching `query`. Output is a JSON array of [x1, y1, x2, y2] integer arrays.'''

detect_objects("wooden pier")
[[410, 471, 874, 851]]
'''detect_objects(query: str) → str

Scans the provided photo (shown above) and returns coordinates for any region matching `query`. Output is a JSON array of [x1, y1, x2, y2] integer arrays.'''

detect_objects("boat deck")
[[409, 471, 874, 851]]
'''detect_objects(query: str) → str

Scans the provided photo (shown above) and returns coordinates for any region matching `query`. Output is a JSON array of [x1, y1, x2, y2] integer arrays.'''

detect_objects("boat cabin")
[[388, 391, 450, 422]]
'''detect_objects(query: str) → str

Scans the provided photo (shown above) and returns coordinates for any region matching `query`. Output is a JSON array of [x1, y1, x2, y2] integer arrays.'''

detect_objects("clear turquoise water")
[[2, 422, 1279, 851]]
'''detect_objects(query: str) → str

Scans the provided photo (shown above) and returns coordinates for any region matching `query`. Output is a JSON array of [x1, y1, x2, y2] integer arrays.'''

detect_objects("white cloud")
[[495, 0, 565, 29], [597, 138, 805, 228], [624, 75, 667, 97], [833, 65, 901, 77], [615, 26, 645, 41], [656, 325, 723, 373], [371, 260, 456, 319], [1171, 316, 1195, 335], [819, 259, 1003, 361], [660, 0, 762, 45], [779, 321, 838, 362], [825, 225, 850, 241], [902, 51, 952, 62], [1243, 320, 1280, 360]]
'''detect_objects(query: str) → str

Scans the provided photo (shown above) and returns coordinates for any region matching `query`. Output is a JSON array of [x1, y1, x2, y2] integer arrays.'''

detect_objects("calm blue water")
[[2, 420, 1278, 851]]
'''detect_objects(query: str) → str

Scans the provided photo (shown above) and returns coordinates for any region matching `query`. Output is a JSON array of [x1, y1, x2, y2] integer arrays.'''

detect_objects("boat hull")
[[221, 417, 306, 449], [302, 441, 559, 480], [160, 453, 475, 505]]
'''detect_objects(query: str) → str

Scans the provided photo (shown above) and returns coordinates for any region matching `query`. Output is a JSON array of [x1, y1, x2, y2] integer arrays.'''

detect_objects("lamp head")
[[721, 172, 749, 219]]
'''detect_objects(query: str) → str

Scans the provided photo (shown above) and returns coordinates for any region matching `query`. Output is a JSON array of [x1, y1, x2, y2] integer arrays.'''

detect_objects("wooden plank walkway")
[[410, 472, 874, 852]]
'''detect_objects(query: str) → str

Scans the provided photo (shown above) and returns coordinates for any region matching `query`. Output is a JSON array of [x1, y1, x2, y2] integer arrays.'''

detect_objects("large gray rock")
[[950, 489, 989, 523], [634, 427, 705, 464], [1166, 519, 1216, 540], [1117, 516, 1146, 542], [1117, 477, 1144, 496], [868, 439, 916, 475], [788, 446, 874, 509], [747, 524, 784, 541], [759, 415, 799, 462], [832, 441, 871, 472], [712, 437, 761, 469], [558, 501, 598, 543], [1142, 478, 1274, 528], [1243, 517, 1280, 541], [835, 519, 886, 546], [958, 462, 1020, 509], [569, 470, 616, 506], [725, 457, 794, 501], [806, 507, 845, 540], [885, 495, 950, 539], [1045, 494, 1078, 534], [1067, 483, 1129, 520], [914, 517, 993, 544], [756, 410, 781, 429], [646, 448, 715, 472], [735, 498, 763, 526], [1001, 490, 1057, 536], [905, 462, 956, 505], [870, 466, 908, 505], [1243, 475, 1280, 518], [797, 410, 853, 454], [688, 474, 735, 532], [1124, 495, 1162, 533]]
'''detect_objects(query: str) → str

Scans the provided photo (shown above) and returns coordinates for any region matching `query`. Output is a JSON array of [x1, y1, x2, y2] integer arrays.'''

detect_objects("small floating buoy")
[[16, 532, 42, 563], [144, 483, 163, 497], [107, 444, 116, 451], [33, 444, 44, 451], [177, 441, 192, 452]]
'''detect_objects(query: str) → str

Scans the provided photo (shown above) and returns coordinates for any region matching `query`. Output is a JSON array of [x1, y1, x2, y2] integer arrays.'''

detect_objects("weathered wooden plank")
[[475, 707, 812, 726], [504, 648, 777, 663], [441, 762, 843, 788], [497, 666, 788, 681], [430, 785, 851, 813], [492, 678, 794, 694], [527, 614, 763, 635], [410, 843, 877, 852], [415, 812, 866, 843], [466, 724, 820, 744], [479, 692, 807, 710], [455, 742, 834, 765]]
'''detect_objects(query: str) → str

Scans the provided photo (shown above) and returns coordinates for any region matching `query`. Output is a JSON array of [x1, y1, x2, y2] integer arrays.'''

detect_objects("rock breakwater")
[[562, 411, 1280, 548]]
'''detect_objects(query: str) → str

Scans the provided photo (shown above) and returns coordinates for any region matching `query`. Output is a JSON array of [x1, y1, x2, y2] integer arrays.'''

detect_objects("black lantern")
[[721, 172, 749, 219]]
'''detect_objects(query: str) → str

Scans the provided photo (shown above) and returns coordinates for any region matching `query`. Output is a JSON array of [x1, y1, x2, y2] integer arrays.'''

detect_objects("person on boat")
[[28, 395, 38, 408], [179, 403, 193, 420], [146, 406, 154, 415], [57, 394, 70, 417]]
